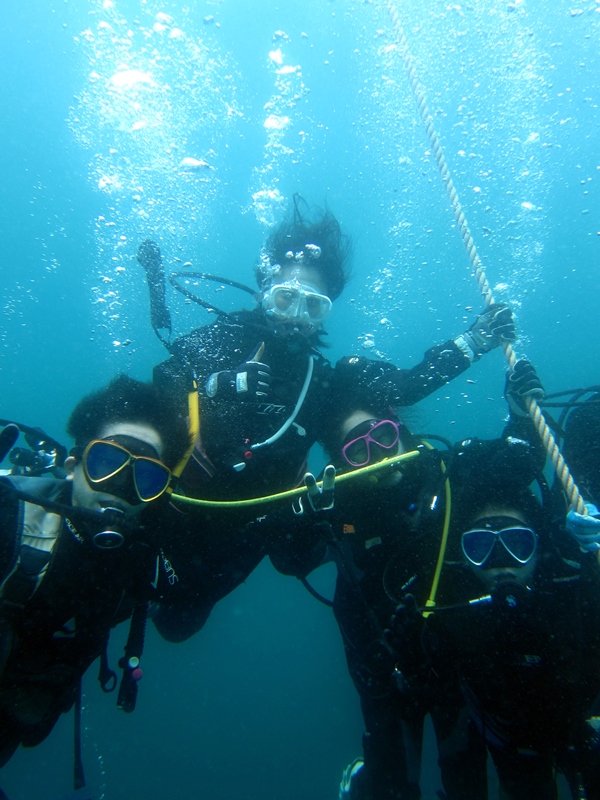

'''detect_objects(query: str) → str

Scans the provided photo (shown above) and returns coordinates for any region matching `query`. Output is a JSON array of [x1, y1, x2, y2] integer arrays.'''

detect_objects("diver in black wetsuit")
[[267, 360, 544, 800], [139, 196, 517, 643], [354, 367, 600, 800], [420, 485, 600, 800], [0, 377, 190, 784]]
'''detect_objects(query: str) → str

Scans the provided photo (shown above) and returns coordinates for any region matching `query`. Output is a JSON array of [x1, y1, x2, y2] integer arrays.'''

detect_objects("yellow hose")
[[414, 442, 451, 617], [168, 382, 200, 486], [170, 449, 420, 509], [423, 474, 451, 618]]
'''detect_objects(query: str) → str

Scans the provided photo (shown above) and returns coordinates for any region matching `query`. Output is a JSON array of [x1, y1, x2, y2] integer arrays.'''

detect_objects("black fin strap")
[[74, 678, 86, 790], [117, 601, 148, 713], [98, 640, 117, 693]]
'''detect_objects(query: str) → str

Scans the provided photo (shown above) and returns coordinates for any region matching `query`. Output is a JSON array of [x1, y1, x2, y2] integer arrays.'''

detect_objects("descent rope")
[[384, 0, 585, 513]]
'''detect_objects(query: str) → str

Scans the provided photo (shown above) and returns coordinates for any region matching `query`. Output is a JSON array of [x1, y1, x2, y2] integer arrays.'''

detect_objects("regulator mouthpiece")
[[92, 507, 126, 550]]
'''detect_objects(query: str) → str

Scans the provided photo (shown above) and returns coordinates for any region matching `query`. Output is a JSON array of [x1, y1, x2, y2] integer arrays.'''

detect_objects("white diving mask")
[[261, 279, 332, 331]]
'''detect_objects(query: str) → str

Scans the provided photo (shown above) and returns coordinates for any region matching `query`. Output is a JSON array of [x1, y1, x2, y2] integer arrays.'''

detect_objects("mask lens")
[[370, 421, 399, 448], [305, 293, 331, 320], [461, 529, 496, 566], [134, 458, 171, 501], [305, 295, 322, 318], [343, 438, 370, 467], [273, 287, 297, 311], [85, 441, 130, 482], [500, 527, 537, 563], [304, 291, 332, 322]]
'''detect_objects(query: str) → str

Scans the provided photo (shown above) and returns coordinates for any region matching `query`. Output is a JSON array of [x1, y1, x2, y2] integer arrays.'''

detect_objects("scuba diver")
[[413, 482, 600, 800], [0, 376, 191, 794], [357, 366, 600, 800], [137, 195, 517, 643], [265, 359, 545, 800]]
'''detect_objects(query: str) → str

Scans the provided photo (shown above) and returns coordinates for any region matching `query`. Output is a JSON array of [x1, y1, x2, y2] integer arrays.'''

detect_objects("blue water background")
[[0, 0, 599, 797]]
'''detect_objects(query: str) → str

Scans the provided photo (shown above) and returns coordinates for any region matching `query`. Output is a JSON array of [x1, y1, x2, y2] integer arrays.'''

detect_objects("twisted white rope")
[[384, 0, 585, 513]]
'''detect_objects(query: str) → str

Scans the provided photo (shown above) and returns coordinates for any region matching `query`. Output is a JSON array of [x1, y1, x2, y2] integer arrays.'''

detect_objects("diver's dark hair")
[[67, 375, 191, 469], [460, 485, 546, 531], [256, 194, 352, 300]]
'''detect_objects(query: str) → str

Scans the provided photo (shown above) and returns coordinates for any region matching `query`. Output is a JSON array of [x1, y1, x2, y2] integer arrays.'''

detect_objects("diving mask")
[[80, 438, 171, 504], [461, 516, 538, 567], [262, 279, 332, 331], [342, 419, 400, 467]]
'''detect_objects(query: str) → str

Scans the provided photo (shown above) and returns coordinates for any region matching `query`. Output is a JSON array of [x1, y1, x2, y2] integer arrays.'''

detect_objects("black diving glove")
[[505, 359, 544, 416], [454, 303, 516, 362], [137, 239, 162, 272], [205, 342, 271, 402], [293, 465, 336, 515], [136, 239, 172, 332]]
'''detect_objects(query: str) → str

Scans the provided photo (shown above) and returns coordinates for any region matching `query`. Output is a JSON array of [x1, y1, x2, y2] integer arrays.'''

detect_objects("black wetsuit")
[[267, 419, 544, 800], [152, 308, 473, 642], [323, 444, 487, 800], [428, 546, 600, 800], [0, 477, 155, 766]]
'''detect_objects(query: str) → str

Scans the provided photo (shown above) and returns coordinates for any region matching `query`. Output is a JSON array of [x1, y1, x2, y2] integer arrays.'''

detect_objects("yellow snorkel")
[[167, 380, 200, 492]]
